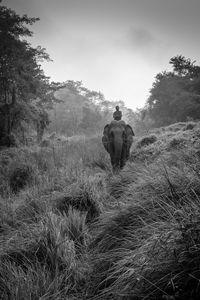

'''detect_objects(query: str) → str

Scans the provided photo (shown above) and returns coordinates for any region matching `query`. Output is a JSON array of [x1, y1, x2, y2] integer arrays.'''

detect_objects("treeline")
[[48, 81, 136, 136], [0, 1, 66, 146], [2, 2, 197, 146], [0, 1, 137, 146], [142, 55, 200, 127]]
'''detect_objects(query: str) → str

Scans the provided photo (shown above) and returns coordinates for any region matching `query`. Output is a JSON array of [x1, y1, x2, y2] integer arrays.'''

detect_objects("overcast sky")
[[4, 0, 200, 110]]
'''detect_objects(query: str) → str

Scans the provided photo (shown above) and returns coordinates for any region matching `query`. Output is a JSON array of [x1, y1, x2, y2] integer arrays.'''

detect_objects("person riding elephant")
[[102, 120, 134, 171], [113, 106, 122, 121]]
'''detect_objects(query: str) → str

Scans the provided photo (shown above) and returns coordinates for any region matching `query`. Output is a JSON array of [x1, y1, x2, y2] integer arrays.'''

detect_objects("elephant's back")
[[110, 120, 126, 126]]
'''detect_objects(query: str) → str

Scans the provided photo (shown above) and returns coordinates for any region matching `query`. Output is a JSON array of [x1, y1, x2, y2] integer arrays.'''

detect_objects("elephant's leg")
[[126, 145, 131, 160], [120, 145, 127, 169], [113, 164, 120, 172], [120, 152, 127, 169], [120, 158, 126, 169], [111, 155, 115, 167], [125, 137, 133, 160], [110, 155, 120, 172]]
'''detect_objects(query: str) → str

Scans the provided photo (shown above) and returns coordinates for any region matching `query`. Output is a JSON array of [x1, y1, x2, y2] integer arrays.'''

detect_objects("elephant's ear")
[[103, 124, 110, 136], [125, 124, 135, 136], [102, 124, 110, 154]]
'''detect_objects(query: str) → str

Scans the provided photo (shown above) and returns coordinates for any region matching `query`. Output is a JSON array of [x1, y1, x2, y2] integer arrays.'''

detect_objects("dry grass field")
[[1, 121, 200, 299]]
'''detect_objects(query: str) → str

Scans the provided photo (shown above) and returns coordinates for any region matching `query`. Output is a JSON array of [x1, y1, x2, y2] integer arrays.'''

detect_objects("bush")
[[0, 133, 18, 148], [183, 122, 196, 131], [9, 163, 36, 193], [166, 122, 186, 132], [167, 137, 186, 150], [136, 135, 157, 148], [130, 146, 161, 164], [40, 139, 51, 147]]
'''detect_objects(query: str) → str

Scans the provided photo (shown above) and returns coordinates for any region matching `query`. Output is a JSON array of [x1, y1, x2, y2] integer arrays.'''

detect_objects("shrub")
[[166, 122, 186, 132], [183, 122, 196, 131], [40, 139, 51, 147], [9, 163, 36, 193], [0, 133, 18, 148], [130, 145, 161, 164], [167, 137, 186, 150], [136, 135, 157, 148]]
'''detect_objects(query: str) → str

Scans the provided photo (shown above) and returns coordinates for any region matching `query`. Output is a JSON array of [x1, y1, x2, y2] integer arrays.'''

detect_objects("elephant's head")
[[102, 120, 134, 170]]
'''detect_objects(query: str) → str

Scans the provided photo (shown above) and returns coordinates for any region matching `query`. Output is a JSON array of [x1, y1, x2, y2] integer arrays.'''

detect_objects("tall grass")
[[0, 209, 90, 299], [1, 122, 200, 299], [86, 122, 200, 300], [0, 136, 108, 299], [88, 194, 200, 299]]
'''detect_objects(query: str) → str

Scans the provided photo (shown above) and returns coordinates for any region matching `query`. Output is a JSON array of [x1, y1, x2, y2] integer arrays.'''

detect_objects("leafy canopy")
[[145, 55, 200, 127], [0, 2, 63, 145]]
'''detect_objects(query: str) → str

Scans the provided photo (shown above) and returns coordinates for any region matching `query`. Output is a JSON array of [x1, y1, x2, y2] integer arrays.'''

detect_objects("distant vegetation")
[[48, 81, 136, 137]]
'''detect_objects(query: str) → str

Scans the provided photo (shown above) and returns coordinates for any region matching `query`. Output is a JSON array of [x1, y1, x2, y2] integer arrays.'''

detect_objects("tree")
[[145, 55, 200, 127], [0, 3, 57, 146], [48, 81, 88, 136], [169, 55, 200, 78]]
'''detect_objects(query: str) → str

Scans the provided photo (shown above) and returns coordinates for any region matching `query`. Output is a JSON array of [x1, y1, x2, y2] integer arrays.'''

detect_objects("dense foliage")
[[0, 1, 138, 143], [145, 55, 200, 127], [0, 2, 62, 146]]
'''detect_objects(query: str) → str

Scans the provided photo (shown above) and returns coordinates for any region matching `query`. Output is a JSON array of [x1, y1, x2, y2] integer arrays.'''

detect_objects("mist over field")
[[1, 1, 200, 299]]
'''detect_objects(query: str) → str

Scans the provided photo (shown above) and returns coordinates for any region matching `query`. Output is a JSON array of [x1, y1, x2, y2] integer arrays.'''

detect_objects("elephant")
[[102, 120, 135, 170]]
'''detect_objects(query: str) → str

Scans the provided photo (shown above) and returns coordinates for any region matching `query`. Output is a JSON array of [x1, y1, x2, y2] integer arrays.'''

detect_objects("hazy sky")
[[4, 0, 200, 110]]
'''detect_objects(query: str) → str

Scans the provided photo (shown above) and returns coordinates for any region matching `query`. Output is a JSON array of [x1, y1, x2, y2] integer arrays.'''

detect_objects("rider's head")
[[116, 106, 119, 111]]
